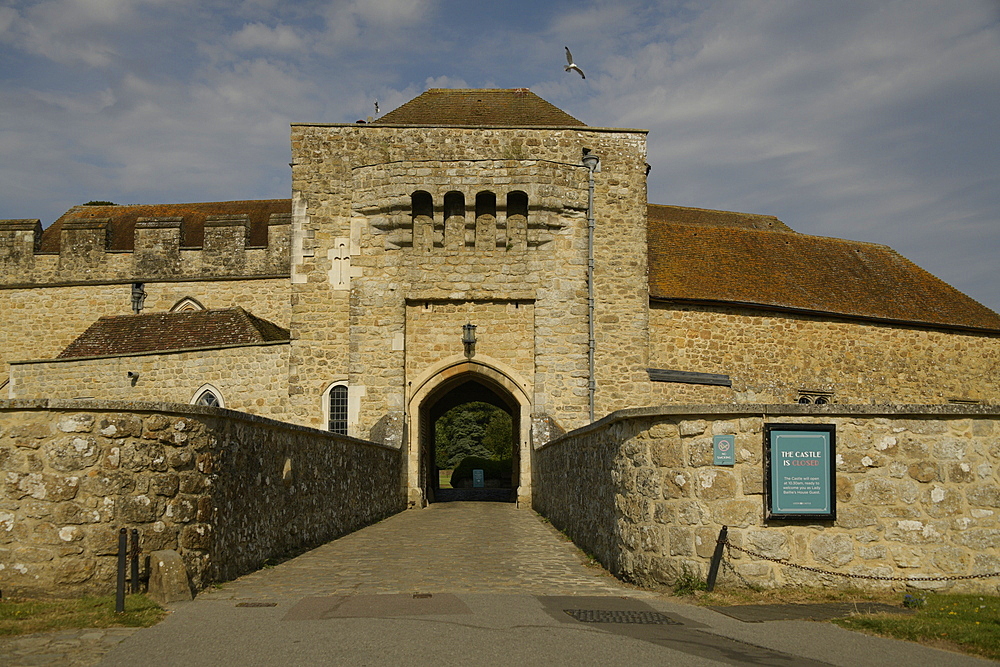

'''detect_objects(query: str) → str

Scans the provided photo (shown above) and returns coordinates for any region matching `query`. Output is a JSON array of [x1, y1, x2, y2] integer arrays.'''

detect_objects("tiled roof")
[[374, 89, 586, 127], [57, 308, 290, 359], [648, 206, 1000, 332], [648, 204, 792, 232], [40, 199, 292, 252]]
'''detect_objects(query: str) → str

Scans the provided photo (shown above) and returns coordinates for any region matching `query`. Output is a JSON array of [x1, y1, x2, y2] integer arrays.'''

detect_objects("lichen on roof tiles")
[[374, 89, 586, 127], [647, 204, 1000, 332], [57, 307, 290, 359], [41, 199, 292, 252]]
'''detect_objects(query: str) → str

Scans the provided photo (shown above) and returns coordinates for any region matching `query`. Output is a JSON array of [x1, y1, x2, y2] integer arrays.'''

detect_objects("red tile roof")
[[374, 89, 586, 127], [57, 307, 290, 359], [647, 205, 1000, 332], [41, 200, 292, 252]]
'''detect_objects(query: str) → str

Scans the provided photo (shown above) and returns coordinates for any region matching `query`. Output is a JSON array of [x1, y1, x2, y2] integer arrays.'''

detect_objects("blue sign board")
[[713, 435, 735, 466], [765, 424, 836, 520]]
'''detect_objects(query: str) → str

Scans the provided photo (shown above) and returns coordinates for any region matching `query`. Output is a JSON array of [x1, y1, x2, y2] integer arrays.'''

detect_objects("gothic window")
[[327, 383, 348, 435], [170, 296, 206, 313], [797, 391, 832, 405], [193, 384, 224, 408]]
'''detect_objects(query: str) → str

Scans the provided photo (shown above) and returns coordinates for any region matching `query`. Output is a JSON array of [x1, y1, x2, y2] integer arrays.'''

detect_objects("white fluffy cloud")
[[0, 0, 998, 309]]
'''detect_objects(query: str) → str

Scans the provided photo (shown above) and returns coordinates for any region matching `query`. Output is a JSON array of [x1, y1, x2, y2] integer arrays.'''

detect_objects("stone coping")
[[0, 273, 291, 290], [10, 339, 290, 365], [539, 402, 1000, 450], [0, 398, 397, 451]]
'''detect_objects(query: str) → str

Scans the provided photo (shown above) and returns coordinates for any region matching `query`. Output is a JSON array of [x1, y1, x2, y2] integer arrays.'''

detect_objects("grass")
[[0, 594, 166, 637], [686, 586, 1000, 661], [438, 469, 453, 489], [833, 593, 1000, 661]]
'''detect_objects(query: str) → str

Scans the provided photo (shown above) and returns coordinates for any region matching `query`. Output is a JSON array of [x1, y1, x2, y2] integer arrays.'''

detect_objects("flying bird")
[[374, 99, 380, 114], [564, 46, 585, 79]]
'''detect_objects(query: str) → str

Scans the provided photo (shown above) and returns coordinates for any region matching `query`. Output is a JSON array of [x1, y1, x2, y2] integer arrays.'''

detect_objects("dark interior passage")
[[419, 375, 519, 503]]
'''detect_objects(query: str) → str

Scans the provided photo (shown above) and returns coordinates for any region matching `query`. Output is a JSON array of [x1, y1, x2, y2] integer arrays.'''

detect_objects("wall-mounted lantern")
[[462, 323, 477, 355]]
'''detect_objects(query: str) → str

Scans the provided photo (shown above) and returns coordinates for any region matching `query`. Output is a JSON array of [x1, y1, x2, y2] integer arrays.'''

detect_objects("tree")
[[434, 402, 512, 469], [83, 200, 116, 206]]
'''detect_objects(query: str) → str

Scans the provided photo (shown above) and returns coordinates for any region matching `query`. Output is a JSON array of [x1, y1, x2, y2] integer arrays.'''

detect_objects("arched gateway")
[[406, 358, 532, 507]]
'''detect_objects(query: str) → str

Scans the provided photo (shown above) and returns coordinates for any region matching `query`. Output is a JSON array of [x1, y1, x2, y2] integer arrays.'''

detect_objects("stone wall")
[[288, 124, 650, 438], [649, 302, 1000, 405], [534, 404, 1000, 592], [0, 278, 291, 383], [9, 344, 290, 420], [0, 215, 290, 285], [0, 400, 404, 597]]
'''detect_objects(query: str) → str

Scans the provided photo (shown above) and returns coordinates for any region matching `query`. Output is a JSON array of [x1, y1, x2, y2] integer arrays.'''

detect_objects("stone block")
[[57, 414, 95, 433], [746, 530, 789, 559], [741, 466, 763, 495], [54, 558, 96, 585], [98, 415, 143, 438], [711, 499, 759, 528], [662, 471, 689, 499], [120, 494, 157, 523], [810, 534, 853, 567], [853, 478, 898, 506], [46, 436, 100, 472], [908, 461, 938, 483], [679, 420, 706, 437], [667, 527, 693, 555], [967, 484, 1000, 508], [148, 549, 192, 605], [695, 469, 736, 500], [948, 462, 975, 483], [180, 523, 212, 550]]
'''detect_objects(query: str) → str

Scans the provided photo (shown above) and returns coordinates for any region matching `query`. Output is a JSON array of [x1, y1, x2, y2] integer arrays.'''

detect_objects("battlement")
[[0, 208, 292, 285]]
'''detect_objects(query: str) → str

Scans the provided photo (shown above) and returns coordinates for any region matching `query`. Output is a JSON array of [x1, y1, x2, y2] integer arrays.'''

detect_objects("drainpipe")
[[582, 150, 600, 422]]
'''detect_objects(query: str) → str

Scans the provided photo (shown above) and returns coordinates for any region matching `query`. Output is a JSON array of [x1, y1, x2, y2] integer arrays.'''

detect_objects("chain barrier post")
[[706, 525, 728, 592], [115, 527, 127, 613]]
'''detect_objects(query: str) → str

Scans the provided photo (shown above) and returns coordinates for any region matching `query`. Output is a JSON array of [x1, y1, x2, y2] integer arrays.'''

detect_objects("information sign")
[[764, 424, 836, 520], [472, 469, 485, 488], [713, 435, 735, 466]]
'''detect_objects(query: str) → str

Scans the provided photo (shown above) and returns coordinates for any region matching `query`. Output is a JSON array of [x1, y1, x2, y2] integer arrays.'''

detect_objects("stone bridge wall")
[[533, 404, 1000, 592], [0, 400, 404, 597]]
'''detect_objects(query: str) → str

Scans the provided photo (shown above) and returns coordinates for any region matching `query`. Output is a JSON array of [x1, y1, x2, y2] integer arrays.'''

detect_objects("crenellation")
[[0, 219, 42, 272]]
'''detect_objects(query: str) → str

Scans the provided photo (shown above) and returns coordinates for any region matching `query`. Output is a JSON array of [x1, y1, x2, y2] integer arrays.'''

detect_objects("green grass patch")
[[438, 469, 453, 489], [834, 593, 1000, 661], [0, 594, 166, 637]]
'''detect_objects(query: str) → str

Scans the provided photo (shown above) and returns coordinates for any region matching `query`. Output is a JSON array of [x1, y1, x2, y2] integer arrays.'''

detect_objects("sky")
[[1, 0, 999, 312]]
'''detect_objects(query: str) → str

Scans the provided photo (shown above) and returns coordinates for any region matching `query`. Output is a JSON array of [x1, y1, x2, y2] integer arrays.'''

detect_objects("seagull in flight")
[[374, 99, 380, 114], [564, 46, 585, 79]]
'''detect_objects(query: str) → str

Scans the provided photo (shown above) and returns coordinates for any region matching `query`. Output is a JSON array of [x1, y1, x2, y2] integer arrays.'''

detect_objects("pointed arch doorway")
[[407, 359, 532, 508]]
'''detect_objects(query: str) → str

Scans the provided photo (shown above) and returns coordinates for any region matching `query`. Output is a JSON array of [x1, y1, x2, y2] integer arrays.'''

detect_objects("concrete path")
[[2, 503, 993, 665]]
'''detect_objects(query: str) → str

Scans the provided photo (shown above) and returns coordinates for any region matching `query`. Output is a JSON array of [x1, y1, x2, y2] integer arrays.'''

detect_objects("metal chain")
[[720, 545, 758, 589], [722, 538, 1000, 582]]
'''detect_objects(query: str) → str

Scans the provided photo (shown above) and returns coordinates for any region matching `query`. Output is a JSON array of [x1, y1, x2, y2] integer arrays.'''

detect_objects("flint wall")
[[0, 400, 404, 597]]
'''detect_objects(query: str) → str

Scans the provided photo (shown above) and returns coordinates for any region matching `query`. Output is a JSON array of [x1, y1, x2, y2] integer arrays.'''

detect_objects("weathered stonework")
[[0, 278, 291, 384], [10, 344, 290, 420], [534, 404, 1000, 593], [649, 303, 1000, 405], [0, 400, 404, 597]]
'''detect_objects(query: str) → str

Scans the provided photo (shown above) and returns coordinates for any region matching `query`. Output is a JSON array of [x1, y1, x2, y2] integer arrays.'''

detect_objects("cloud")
[[0, 0, 997, 310], [229, 22, 307, 53]]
